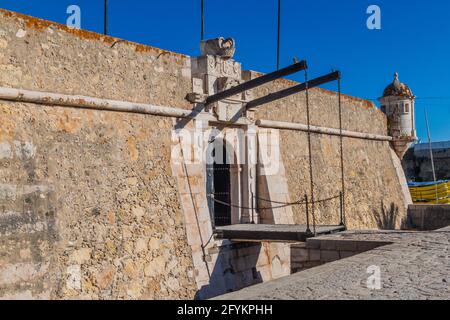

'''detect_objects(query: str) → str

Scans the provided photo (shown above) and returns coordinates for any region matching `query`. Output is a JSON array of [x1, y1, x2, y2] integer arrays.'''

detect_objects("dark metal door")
[[207, 141, 232, 227]]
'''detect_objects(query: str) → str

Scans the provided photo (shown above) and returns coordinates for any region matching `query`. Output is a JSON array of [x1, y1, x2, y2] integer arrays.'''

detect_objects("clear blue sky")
[[1, 0, 449, 142]]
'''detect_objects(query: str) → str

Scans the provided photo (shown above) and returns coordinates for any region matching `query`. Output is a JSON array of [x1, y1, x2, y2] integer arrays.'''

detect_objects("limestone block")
[[148, 238, 161, 251], [69, 248, 92, 264], [178, 177, 203, 195], [123, 259, 139, 279], [339, 251, 357, 259], [335, 240, 358, 252], [256, 265, 273, 282], [320, 250, 340, 262], [166, 277, 181, 292], [134, 238, 148, 254], [256, 250, 270, 268], [95, 265, 116, 290], [143, 256, 166, 277], [356, 241, 386, 252], [291, 247, 309, 263], [309, 249, 321, 262], [183, 222, 202, 246], [320, 240, 337, 251]]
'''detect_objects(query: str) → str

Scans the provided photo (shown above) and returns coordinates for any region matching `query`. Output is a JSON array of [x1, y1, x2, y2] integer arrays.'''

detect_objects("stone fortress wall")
[[246, 71, 410, 229], [0, 9, 410, 299]]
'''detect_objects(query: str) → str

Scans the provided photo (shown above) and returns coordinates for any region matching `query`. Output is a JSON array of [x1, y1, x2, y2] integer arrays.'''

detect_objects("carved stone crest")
[[201, 37, 236, 59]]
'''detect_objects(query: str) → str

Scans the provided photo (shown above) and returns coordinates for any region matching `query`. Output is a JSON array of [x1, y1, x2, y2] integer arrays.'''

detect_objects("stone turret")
[[379, 73, 417, 159]]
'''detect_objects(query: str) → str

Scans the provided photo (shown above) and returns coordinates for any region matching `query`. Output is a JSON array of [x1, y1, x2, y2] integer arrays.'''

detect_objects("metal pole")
[[201, 0, 205, 41], [256, 119, 393, 141], [277, 0, 281, 70], [207, 60, 307, 105], [0, 86, 194, 118], [424, 108, 439, 204], [305, 195, 311, 235], [104, 0, 108, 36]]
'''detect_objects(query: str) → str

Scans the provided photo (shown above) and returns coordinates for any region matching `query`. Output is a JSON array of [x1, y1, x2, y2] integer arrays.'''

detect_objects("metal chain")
[[209, 194, 341, 211], [209, 195, 294, 210], [177, 135, 211, 279], [255, 194, 341, 206]]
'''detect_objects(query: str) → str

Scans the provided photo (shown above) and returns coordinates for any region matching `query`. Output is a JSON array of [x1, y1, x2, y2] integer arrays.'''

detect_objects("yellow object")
[[413, 198, 450, 205], [409, 181, 450, 204], [409, 182, 450, 192]]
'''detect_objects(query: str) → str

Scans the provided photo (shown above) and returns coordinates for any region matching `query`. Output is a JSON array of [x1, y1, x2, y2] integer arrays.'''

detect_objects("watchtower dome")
[[379, 72, 417, 158]]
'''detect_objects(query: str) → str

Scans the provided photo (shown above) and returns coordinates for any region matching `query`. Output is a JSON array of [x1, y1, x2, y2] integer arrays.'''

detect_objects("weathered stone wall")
[[0, 9, 410, 300], [290, 237, 389, 274], [171, 126, 293, 299], [244, 71, 409, 229], [0, 9, 196, 299], [216, 229, 450, 300]]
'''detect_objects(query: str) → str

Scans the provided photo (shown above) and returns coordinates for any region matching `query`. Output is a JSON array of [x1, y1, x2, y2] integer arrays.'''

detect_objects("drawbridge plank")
[[214, 224, 346, 242]]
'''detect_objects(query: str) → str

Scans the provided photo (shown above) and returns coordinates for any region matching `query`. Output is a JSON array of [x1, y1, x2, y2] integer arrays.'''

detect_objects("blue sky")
[[1, 0, 449, 142]]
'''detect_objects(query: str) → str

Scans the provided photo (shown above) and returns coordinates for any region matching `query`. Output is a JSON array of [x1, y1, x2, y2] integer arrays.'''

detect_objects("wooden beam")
[[246, 71, 340, 109], [205, 60, 308, 105]]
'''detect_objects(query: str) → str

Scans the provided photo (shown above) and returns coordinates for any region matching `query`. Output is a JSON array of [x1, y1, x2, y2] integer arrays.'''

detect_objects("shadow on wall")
[[372, 201, 407, 230], [256, 136, 280, 224], [194, 243, 263, 300], [257, 172, 276, 224]]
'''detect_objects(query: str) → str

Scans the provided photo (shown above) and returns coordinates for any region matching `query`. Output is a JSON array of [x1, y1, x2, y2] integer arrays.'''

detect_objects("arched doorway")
[[207, 138, 232, 227]]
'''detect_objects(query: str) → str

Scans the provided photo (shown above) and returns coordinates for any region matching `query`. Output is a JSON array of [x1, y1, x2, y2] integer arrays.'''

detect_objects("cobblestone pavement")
[[214, 227, 450, 300]]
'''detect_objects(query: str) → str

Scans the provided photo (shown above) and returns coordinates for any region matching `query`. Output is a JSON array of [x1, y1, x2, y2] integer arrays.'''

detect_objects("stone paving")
[[215, 227, 450, 300]]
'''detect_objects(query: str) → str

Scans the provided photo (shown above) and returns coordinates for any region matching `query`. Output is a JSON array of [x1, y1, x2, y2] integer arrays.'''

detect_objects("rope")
[[210, 196, 255, 210], [202, 232, 215, 250], [314, 195, 341, 204], [209, 194, 341, 211], [210, 196, 296, 210], [338, 77, 347, 226], [305, 69, 317, 235], [255, 194, 341, 205], [177, 135, 211, 279], [255, 196, 304, 206]]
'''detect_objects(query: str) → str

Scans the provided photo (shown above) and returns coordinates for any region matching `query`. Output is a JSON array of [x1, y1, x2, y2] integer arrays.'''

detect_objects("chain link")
[[209, 194, 341, 211]]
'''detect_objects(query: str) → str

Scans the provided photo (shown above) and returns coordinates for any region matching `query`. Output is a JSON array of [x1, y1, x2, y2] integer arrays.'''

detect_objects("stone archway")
[[207, 139, 232, 226], [206, 136, 241, 227]]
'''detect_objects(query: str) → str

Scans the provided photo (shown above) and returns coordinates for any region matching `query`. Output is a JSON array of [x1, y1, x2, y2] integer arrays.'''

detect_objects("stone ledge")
[[290, 234, 392, 273], [408, 205, 450, 231], [217, 229, 450, 300]]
